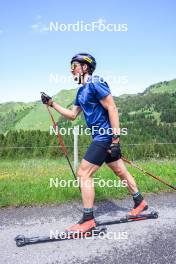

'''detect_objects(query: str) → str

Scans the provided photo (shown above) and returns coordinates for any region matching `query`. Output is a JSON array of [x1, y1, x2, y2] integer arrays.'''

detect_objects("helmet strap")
[[78, 64, 86, 84]]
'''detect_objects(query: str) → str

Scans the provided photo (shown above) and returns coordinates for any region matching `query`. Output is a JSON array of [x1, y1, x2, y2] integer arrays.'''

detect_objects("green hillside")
[[0, 102, 35, 116], [143, 79, 176, 94], [15, 89, 77, 131], [0, 102, 36, 134], [0, 78, 176, 134], [0, 89, 77, 133]]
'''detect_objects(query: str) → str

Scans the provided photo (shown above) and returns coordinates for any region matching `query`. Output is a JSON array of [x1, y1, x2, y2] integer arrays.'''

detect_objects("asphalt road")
[[0, 192, 176, 264]]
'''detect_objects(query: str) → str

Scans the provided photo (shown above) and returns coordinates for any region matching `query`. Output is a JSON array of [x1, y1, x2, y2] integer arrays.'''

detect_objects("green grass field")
[[0, 158, 175, 207]]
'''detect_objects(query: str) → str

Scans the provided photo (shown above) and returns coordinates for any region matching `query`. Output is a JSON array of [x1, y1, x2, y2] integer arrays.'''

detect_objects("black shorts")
[[83, 141, 121, 166]]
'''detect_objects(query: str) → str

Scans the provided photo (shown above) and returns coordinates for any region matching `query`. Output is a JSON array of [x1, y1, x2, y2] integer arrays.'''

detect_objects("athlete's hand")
[[41, 92, 53, 107], [109, 142, 122, 159]]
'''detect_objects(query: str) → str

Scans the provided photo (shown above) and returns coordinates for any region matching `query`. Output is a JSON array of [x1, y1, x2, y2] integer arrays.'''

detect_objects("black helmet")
[[71, 53, 96, 73]]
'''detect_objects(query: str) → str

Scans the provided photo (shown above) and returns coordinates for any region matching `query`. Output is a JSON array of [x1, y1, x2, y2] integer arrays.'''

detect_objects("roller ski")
[[15, 225, 106, 247]]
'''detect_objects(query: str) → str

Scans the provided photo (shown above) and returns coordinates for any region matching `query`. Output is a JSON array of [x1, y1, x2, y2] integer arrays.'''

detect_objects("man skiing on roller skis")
[[41, 53, 148, 233]]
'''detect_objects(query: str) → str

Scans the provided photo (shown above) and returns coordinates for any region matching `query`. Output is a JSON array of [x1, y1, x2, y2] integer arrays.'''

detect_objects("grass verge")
[[0, 158, 175, 207]]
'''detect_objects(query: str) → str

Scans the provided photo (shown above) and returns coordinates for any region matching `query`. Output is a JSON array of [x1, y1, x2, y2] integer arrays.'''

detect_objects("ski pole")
[[122, 156, 176, 191], [46, 105, 80, 190]]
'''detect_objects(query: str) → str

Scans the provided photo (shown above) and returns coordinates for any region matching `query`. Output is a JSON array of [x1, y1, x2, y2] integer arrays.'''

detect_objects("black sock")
[[79, 208, 94, 223], [133, 192, 144, 207]]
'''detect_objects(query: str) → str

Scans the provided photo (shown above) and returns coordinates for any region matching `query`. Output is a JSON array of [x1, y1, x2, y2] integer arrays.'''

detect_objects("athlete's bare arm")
[[100, 94, 120, 135], [52, 103, 82, 121]]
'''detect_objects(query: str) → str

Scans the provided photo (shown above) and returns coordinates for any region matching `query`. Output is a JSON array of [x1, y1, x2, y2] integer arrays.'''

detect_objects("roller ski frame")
[[96, 210, 158, 226], [15, 226, 106, 247]]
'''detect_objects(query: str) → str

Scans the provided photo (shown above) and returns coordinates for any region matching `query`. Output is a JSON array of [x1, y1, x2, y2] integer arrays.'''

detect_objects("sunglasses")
[[71, 62, 81, 70]]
